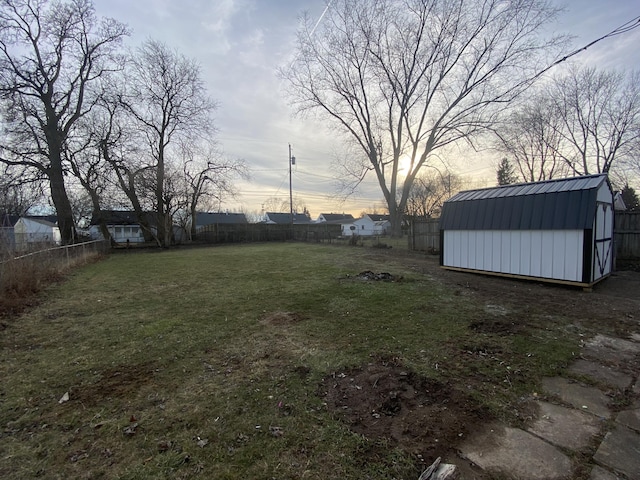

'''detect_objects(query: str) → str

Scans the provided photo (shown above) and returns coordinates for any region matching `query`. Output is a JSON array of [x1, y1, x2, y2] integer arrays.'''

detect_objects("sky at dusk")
[[92, 0, 640, 218]]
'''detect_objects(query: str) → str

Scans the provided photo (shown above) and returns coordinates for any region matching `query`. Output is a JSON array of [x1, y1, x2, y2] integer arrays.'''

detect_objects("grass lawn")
[[0, 243, 580, 479]]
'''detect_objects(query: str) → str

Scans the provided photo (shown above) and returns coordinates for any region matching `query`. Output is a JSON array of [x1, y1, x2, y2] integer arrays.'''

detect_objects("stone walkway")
[[457, 333, 640, 480]]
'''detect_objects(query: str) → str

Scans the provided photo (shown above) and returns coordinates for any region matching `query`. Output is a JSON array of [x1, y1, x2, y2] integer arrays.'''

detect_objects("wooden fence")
[[194, 223, 343, 244], [615, 212, 640, 260], [409, 213, 640, 261], [408, 218, 440, 253]]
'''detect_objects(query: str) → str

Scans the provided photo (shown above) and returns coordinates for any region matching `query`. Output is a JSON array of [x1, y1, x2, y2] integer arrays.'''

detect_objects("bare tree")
[[262, 195, 308, 215], [65, 103, 126, 242], [282, 0, 565, 235], [0, 165, 43, 214], [176, 141, 247, 240], [0, 0, 128, 244], [93, 95, 157, 243], [120, 40, 217, 247], [406, 170, 461, 218], [550, 66, 640, 175], [493, 96, 568, 182]]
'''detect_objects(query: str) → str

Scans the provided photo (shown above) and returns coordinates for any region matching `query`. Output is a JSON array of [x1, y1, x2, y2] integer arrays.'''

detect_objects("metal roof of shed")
[[440, 174, 610, 231]]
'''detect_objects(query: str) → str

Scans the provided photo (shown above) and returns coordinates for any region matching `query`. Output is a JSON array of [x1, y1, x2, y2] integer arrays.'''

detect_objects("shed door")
[[592, 201, 613, 281]]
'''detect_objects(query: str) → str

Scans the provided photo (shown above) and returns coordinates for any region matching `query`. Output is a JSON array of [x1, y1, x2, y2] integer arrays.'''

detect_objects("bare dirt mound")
[[319, 357, 490, 463]]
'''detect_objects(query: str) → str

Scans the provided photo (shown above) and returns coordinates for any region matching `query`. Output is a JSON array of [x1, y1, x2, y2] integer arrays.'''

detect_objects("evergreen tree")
[[496, 158, 519, 185], [621, 184, 640, 211]]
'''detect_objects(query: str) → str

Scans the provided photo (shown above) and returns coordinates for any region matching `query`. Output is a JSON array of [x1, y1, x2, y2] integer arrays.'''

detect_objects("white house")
[[315, 213, 357, 236], [347, 214, 391, 236], [14, 216, 61, 250], [89, 210, 155, 243], [316, 213, 354, 224], [439, 174, 614, 288]]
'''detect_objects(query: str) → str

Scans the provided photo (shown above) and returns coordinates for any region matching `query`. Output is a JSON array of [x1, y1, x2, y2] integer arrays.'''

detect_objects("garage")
[[439, 174, 614, 287]]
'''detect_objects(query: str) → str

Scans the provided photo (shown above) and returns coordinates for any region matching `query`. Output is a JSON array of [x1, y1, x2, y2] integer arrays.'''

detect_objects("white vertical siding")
[[443, 230, 584, 282], [520, 233, 531, 277], [530, 231, 543, 278], [491, 231, 502, 271]]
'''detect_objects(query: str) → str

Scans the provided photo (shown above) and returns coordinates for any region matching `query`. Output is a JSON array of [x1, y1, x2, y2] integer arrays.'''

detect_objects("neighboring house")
[[614, 191, 627, 211], [1, 213, 20, 252], [349, 214, 391, 236], [439, 174, 614, 288], [14, 216, 61, 250], [194, 212, 248, 231], [264, 212, 313, 224], [316, 213, 356, 236], [89, 210, 156, 243], [315, 213, 355, 224]]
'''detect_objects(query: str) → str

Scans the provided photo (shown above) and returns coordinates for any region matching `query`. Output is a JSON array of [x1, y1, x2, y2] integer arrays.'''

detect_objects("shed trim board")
[[439, 174, 614, 287]]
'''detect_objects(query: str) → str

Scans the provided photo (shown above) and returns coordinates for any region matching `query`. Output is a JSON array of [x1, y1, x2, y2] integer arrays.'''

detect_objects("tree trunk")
[[48, 155, 76, 245], [190, 204, 197, 240], [156, 144, 168, 247], [388, 201, 403, 237]]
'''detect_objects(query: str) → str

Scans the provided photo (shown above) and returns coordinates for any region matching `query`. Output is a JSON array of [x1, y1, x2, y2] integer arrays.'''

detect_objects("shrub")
[[348, 234, 361, 246]]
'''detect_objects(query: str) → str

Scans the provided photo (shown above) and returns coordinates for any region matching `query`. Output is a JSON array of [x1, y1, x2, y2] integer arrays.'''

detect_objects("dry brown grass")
[[0, 245, 105, 317]]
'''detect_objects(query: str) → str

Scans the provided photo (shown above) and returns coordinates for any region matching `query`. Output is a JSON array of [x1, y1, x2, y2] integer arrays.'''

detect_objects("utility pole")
[[289, 144, 295, 225]]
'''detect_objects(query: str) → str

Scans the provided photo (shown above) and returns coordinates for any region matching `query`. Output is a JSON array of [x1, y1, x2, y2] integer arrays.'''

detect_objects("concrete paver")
[[459, 423, 572, 480], [593, 425, 640, 479], [589, 465, 624, 480], [453, 332, 639, 479], [568, 359, 633, 389], [616, 408, 640, 433], [542, 377, 612, 418], [582, 334, 640, 364], [527, 401, 603, 451]]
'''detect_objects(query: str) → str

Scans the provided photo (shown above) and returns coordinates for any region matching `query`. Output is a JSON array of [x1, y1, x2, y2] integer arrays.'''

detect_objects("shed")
[[439, 174, 614, 287]]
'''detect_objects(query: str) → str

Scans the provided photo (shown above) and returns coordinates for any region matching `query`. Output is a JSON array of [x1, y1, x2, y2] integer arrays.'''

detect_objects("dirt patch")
[[72, 363, 156, 407], [319, 357, 490, 463], [469, 318, 522, 335], [401, 252, 640, 337], [261, 311, 304, 326], [349, 270, 402, 282]]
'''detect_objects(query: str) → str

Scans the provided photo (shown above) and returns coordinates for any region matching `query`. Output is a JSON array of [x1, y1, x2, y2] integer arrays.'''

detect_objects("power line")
[[536, 15, 640, 80]]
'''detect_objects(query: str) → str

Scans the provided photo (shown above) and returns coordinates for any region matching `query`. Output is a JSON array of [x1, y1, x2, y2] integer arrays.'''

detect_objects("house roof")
[[1, 213, 21, 227], [195, 212, 248, 225], [318, 213, 355, 223], [21, 216, 57, 227], [14, 215, 58, 227], [265, 212, 313, 224], [440, 174, 611, 231], [614, 192, 626, 211], [365, 214, 390, 222], [90, 210, 156, 226]]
